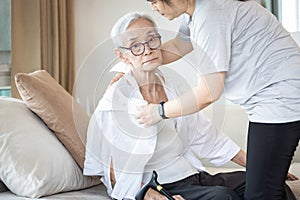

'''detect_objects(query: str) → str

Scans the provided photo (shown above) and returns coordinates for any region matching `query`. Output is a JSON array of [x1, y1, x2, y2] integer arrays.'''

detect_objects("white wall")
[[291, 32, 300, 45], [73, 1, 180, 69], [73, 0, 181, 114]]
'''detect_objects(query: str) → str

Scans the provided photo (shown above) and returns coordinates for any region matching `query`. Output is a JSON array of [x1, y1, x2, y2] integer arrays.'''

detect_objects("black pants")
[[245, 121, 300, 200], [162, 171, 246, 200]]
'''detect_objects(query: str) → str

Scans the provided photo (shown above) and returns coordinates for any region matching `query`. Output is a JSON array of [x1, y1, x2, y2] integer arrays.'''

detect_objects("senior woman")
[[83, 12, 249, 200]]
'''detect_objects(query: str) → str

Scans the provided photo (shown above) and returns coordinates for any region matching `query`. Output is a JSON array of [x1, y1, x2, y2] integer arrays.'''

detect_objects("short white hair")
[[110, 11, 157, 47]]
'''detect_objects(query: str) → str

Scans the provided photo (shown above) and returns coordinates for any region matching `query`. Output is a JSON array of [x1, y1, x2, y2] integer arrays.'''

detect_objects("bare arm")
[[160, 36, 193, 65], [137, 72, 225, 126], [231, 149, 247, 167], [164, 72, 226, 118], [110, 160, 116, 187]]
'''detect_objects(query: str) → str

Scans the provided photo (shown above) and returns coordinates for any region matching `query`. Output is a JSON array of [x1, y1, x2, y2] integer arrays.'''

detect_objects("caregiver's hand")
[[287, 172, 298, 181], [106, 72, 125, 90], [136, 104, 162, 127]]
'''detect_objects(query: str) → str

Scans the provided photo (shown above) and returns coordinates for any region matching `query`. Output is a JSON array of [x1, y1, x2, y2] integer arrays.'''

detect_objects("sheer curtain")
[[11, 0, 74, 98]]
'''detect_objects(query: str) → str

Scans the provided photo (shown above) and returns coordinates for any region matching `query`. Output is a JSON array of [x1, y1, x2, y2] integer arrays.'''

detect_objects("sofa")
[[0, 32, 299, 199], [0, 97, 299, 199]]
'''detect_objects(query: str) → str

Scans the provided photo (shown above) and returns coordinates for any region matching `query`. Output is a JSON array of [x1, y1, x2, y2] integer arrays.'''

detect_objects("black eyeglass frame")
[[118, 35, 162, 56]]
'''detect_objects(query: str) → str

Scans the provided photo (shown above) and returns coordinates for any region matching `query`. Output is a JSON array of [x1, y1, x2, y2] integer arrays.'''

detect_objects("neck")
[[131, 69, 167, 103], [132, 70, 160, 90], [186, 0, 196, 17]]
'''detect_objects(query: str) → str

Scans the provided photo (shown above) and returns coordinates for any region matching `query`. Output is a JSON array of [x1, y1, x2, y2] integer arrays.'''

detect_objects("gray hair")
[[110, 11, 157, 47]]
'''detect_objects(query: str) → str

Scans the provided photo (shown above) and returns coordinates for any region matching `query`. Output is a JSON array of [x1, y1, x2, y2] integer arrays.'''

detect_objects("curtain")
[[11, 0, 41, 98], [40, 0, 75, 94], [11, 0, 74, 98]]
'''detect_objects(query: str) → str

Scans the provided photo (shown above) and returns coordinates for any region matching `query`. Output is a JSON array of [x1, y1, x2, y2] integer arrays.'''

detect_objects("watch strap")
[[158, 102, 168, 119]]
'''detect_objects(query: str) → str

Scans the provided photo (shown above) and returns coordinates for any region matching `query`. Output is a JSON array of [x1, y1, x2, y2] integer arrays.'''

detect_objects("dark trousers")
[[245, 121, 300, 200], [162, 171, 246, 200]]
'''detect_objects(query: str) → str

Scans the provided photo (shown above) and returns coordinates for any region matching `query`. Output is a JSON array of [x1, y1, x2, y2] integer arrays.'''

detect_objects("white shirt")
[[144, 119, 198, 185], [179, 0, 300, 123], [84, 70, 240, 200]]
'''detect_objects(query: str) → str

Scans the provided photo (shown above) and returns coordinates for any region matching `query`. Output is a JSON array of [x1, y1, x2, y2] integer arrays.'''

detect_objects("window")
[[281, 0, 300, 32], [0, 0, 11, 96], [255, 0, 281, 19], [256, 0, 300, 32]]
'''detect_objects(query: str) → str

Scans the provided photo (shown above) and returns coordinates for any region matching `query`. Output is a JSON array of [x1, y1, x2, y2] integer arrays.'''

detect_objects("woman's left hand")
[[136, 104, 162, 126], [144, 188, 185, 200], [287, 172, 299, 181]]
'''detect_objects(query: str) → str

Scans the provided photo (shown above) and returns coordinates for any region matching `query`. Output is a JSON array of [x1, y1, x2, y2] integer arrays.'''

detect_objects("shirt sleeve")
[[85, 107, 157, 199], [83, 113, 104, 177], [190, 4, 232, 75], [110, 61, 131, 73], [177, 15, 191, 42]]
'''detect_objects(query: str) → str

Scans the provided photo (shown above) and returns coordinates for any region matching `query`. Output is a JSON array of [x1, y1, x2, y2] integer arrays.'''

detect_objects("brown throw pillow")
[[15, 70, 89, 169]]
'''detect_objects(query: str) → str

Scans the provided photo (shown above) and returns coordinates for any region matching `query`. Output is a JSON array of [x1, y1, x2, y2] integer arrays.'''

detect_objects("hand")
[[286, 172, 298, 181], [136, 104, 162, 127], [144, 188, 168, 200], [144, 188, 185, 200], [172, 195, 185, 200], [106, 72, 125, 90]]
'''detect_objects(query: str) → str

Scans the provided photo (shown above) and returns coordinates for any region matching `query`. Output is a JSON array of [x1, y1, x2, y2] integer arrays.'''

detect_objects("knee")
[[213, 186, 240, 200]]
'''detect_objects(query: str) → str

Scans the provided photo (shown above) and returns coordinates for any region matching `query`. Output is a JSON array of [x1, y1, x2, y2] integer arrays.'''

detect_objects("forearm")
[[164, 87, 208, 117], [110, 160, 116, 187], [231, 149, 247, 167], [164, 72, 225, 118]]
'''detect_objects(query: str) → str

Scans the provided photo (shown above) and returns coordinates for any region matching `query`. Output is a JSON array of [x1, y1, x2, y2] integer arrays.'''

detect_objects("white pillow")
[[0, 97, 100, 198]]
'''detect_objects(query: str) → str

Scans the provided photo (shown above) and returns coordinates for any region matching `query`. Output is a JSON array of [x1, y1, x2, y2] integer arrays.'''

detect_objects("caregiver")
[[135, 0, 300, 199]]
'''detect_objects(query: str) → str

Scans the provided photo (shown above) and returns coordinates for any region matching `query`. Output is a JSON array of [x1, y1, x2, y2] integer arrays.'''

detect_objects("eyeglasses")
[[119, 35, 161, 56]]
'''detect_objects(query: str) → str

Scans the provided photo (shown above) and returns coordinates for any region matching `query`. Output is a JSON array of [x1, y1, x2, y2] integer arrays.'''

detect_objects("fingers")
[[114, 72, 125, 81], [136, 105, 148, 127], [144, 188, 168, 200], [136, 105, 151, 127], [106, 72, 125, 90], [287, 172, 299, 181], [136, 105, 145, 118], [172, 195, 185, 200], [136, 104, 162, 126]]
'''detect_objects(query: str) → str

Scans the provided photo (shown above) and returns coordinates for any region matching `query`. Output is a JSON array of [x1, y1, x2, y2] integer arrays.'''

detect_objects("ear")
[[115, 48, 130, 64]]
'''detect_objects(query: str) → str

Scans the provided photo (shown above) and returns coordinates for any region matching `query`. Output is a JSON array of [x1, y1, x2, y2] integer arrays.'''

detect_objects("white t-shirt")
[[179, 0, 300, 123], [144, 119, 198, 184]]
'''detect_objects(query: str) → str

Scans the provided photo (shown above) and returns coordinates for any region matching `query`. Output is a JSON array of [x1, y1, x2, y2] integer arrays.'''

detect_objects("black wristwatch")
[[158, 102, 168, 119]]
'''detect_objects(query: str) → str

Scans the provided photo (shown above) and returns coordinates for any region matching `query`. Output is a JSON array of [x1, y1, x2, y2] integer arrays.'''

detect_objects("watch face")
[[158, 103, 164, 117]]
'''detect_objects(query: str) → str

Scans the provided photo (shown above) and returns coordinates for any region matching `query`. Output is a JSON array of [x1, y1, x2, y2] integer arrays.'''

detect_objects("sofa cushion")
[[0, 97, 99, 198], [15, 70, 89, 169]]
